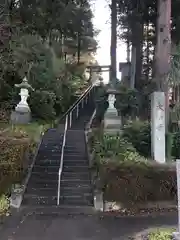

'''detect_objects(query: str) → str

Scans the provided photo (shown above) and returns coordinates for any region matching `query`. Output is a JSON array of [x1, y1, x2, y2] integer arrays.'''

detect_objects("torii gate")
[[86, 65, 111, 81]]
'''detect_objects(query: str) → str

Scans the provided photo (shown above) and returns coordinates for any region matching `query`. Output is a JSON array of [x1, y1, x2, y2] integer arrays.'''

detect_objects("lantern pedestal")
[[10, 110, 31, 124]]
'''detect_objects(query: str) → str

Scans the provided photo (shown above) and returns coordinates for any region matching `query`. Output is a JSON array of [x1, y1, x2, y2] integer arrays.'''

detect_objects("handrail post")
[[81, 98, 84, 109], [69, 112, 72, 128], [57, 114, 68, 205], [76, 104, 79, 118]]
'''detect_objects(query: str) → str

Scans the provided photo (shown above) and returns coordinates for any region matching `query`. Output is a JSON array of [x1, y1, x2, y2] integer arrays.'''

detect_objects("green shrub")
[[172, 131, 180, 158], [148, 228, 174, 240], [114, 86, 140, 119], [92, 132, 147, 166], [0, 136, 30, 195], [122, 120, 151, 157], [99, 161, 176, 204], [0, 194, 9, 216], [30, 90, 56, 120], [169, 102, 180, 132], [91, 129, 177, 205], [166, 132, 174, 160], [122, 120, 175, 159]]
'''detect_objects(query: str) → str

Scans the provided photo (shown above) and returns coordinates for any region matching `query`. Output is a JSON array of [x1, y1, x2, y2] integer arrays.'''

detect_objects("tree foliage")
[[0, 0, 96, 120], [117, 0, 180, 90]]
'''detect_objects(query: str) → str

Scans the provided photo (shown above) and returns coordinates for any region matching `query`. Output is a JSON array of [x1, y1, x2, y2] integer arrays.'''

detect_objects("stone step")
[[63, 155, 88, 160], [30, 172, 58, 180], [63, 165, 90, 173], [35, 155, 61, 161], [64, 145, 86, 150], [63, 148, 86, 154], [37, 151, 87, 158], [63, 160, 89, 167], [41, 136, 63, 141], [60, 179, 91, 187], [34, 158, 60, 165], [38, 149, 62, 154], [26, 187, 57, 196], [36, 154, 87, 162], [61, 186, 92, 195], [33, 165, 59, 173], [41, 140, 63, 145], [40, 144, 62, 149], [23, 195, 57, 205], [27, 181, 58, 189], [27, 205, 95, 215], [61, 172, 90, 180], [35, 159, 88, 167], [59, 195, 93, 206]]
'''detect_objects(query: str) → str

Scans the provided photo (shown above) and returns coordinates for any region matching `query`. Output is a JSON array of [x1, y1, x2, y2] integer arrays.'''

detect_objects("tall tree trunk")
[[154, 0, 171, 129], [154, 0, 171, 92], [126, 31, 130, 62], [110, 0, 117, 85], [130, 46, 136, 89], [145, 16, 150, 81], [135, 21, 144, 90], [77, 31, 81, 64], [146, 40, 150, 81], [127, 34, 131, 83], [61, 33, 65, 59]]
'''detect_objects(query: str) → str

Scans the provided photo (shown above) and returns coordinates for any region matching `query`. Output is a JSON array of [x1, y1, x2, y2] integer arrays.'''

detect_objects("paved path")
[[0, 208, 178, 240]]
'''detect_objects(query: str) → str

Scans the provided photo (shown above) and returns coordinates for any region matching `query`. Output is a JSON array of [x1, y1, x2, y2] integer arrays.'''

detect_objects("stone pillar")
[[104, 89, 121, 134], [151, 92, 166, 163]]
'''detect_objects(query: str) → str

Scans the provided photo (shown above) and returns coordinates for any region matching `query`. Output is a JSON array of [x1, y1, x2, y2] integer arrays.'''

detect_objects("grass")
[[0, 121, 51, 142], [148, 228, 175, 240]]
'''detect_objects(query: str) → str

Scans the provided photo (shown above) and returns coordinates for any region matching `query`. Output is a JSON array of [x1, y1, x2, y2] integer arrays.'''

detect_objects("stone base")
[[10, 110, 31, 124], [104, 128, 122, 135], [15, 104, 30, 113], [94, 190, 104, 211], [104, 115, 122, 134], [172, 232, 180, 240], [104, 117, 121, 128], [10, 186, 23, 209]]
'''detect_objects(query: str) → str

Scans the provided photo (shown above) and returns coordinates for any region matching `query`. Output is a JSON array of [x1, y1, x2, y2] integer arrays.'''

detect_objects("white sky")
[[92, 0, 126, 83]]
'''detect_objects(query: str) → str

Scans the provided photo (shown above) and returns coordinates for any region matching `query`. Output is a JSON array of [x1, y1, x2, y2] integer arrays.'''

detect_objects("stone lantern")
[[10, 76, 34, 124], [104, 87, 122, 134]]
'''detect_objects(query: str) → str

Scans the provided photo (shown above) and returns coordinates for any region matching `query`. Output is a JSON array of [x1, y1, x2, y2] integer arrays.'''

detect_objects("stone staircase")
[[59, 130, 93, 206], [23, 129, 63, 205], [23, 86, 96, 207]]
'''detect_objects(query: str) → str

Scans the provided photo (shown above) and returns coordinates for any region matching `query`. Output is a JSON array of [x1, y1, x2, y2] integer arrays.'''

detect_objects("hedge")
[[98, 161, 177, 205], [0, 137, 30, 195]]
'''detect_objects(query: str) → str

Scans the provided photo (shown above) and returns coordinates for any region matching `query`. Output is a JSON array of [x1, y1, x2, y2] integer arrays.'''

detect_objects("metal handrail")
[[57, 114, 68, 205], [57, 84, 94, 205], [58, 84, 93, 123]]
